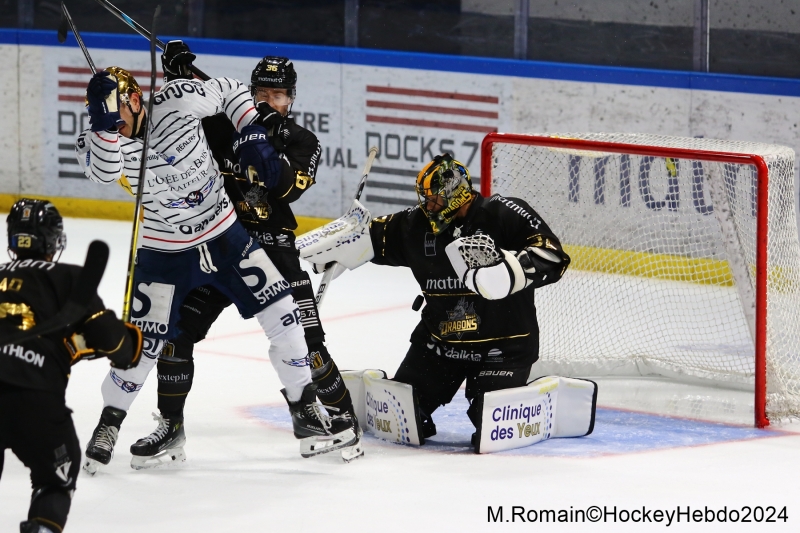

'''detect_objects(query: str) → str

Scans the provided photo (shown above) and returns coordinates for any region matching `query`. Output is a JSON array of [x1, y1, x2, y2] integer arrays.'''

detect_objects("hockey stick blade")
[[92, 0, 210, 80], [313, 146, 379, 308], [57, 5, 69, 43], [59, 2, 97, 74], [1, 241, 109, 345]]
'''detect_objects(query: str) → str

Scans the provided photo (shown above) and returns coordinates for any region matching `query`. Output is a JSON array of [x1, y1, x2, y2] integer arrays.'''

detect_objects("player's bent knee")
[[254, 295, 303, 340]]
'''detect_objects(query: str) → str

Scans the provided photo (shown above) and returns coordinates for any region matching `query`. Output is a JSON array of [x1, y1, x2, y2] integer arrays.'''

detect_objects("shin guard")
[[309, 343, 354, 413]]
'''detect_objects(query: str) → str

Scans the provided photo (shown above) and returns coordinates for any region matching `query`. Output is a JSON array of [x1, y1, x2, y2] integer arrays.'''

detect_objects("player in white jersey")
[[75, 67, 336, 472]]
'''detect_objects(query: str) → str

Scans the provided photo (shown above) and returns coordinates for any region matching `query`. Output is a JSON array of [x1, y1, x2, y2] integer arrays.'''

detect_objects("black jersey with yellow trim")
[[369, 193, 570, 356], [201, 113, 321, 252], [0, 260, 133, 392]]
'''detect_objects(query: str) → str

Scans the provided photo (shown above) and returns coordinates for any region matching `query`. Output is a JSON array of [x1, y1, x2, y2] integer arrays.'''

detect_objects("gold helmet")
[[415, 154, 473, 235], [104, 66, 143, 104]]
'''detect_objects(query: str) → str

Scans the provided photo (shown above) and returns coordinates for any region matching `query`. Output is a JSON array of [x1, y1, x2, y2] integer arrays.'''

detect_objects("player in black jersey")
[[0, 199, 142, 533], [301, 154, 571, 442], [126, 43, 362, 463]]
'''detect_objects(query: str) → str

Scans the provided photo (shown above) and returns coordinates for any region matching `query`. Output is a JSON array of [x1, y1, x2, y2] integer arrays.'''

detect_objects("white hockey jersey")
[[76, 77, 257, 252]]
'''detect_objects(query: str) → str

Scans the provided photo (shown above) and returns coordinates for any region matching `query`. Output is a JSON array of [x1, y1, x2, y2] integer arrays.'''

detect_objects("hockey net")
[[481, 132, 800, 427]]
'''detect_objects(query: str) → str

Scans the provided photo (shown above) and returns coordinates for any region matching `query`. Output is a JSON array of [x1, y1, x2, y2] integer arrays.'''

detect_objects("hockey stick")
[[1, 241, 109, 345], [121, 5, 160, 323], [58, 1, 97, 74], [92, 0, 210, 81], [314, 146, 379, 308]]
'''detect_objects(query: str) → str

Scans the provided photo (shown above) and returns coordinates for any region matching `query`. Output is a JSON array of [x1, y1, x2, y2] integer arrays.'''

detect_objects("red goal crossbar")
[[481, 132, 770, 428]]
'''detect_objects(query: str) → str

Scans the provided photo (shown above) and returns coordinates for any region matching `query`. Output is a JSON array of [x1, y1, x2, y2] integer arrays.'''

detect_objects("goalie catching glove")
[[445, 234, 565, 300], [295, 200, 374, 272]]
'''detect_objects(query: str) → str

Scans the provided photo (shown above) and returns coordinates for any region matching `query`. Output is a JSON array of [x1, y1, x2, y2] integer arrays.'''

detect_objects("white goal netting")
[[485, 133, 800, 424]]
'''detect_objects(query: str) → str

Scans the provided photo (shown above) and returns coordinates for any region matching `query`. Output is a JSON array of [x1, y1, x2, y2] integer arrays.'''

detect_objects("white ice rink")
[[2, 217, 799, 533]]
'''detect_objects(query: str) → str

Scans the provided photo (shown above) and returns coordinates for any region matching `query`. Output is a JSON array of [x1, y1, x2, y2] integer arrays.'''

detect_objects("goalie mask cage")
[[481, 132, 800, 428]]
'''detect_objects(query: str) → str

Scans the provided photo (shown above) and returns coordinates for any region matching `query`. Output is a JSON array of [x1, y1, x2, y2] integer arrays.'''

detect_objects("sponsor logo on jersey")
[[439, 297, 480, 339], [492, 196, 542, 230], [276, 234, 290, 247], [316, 374, 342, 395], [178, 196, 231, 234], [426, 276, 465, 290], [157, 372, 192, 383], [165, 176, 215, 210], [153, 81, 206, 105], [174, 135, 196, 154], [443, 346, 482, 361], [2, 343, 45, 368], [0, 259, 55, 272], [163, 154, 177, 165]]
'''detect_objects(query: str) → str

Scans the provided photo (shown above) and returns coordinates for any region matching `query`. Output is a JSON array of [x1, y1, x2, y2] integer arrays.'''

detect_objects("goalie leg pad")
[[474, 376, 597, 454]]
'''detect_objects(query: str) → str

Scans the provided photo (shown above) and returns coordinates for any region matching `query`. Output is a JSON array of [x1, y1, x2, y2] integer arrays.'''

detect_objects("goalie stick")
[[1, 241, 109, 345], [92, 0, 210, 81], [58, 1, 97, 74], [314, 146, 379, 308]]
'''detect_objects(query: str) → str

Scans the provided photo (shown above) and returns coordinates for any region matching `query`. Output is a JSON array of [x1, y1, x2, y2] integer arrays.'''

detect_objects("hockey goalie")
[[297, 153, 597, 453]]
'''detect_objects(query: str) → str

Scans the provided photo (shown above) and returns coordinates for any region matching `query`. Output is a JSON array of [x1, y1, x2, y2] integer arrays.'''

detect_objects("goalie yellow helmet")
[[415, 154, 473, 235]]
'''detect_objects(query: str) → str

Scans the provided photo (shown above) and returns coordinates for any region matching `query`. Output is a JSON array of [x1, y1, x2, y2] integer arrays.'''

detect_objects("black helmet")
[[7, 198, 66, 259], [250, 56, 297, 99]]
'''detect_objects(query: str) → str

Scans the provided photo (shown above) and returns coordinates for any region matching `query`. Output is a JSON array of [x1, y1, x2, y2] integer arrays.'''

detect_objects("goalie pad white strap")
[[295, 200, 374, 270], [475, 376, 597, 454], [341, 369, 424, 445]]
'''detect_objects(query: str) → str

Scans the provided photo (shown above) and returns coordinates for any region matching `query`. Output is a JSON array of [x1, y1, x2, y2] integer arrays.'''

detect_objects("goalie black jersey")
[[0, 260, 130, 392], [201, 113, 322, 253], [370, 193, 570, 359]]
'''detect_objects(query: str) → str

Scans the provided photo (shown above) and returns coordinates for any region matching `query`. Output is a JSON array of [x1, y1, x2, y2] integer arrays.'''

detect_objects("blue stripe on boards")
[[3, 29, 799, 98]]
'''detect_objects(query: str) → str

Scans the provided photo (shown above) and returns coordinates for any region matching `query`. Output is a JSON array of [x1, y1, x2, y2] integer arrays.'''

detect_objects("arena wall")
[[0, 29, 797, 227]]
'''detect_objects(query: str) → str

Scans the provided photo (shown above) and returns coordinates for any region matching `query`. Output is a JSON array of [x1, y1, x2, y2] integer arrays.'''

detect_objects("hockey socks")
[[309, 344, 354, 413], [156, 335, 195, 417]]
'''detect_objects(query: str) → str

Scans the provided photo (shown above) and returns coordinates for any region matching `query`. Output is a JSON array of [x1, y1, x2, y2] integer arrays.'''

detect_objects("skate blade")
[[299, 429, 357, 458], [83, 458, 103, 475], [130, 447, 186, 470], [341, 441, 364, 463]]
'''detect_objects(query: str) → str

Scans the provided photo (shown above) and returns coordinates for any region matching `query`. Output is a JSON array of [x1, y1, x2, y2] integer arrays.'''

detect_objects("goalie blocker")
[[342, 371, 596, 453]]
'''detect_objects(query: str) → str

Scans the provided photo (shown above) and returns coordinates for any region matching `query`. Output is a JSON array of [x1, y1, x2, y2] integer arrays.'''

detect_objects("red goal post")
[[481, 132, 799, 428]]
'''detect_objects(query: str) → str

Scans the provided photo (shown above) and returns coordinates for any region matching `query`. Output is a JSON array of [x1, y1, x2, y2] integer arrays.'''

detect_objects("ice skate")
[[339, 408, 364, 463], [282, 385, 359, 458], [83, 406, 126, 475], [129, 412, 186, 470]]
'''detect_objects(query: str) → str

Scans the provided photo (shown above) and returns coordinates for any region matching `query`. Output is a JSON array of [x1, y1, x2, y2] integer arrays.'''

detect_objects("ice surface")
[[1, 218, 798, 532]]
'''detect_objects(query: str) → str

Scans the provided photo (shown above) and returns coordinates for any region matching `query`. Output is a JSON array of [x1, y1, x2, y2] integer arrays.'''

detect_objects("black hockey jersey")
[[370, 193, 570, 362], [0, 260, 133, 392], [201, 112, 321, 253]]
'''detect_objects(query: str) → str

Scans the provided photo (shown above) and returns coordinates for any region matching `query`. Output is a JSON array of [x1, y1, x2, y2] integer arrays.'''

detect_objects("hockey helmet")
[[250, 56, 297, 100], [104, 66, 143, 105], [7, 198, 66, 259], [415, 154, 473, 235]]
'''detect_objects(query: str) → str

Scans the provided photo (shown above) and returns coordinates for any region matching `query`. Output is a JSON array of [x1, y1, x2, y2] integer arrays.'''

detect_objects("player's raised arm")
[[77, 68, 145, 184]]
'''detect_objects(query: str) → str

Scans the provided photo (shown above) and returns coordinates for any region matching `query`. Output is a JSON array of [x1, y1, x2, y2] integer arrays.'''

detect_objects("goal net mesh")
[[486, 133, 800, 422]]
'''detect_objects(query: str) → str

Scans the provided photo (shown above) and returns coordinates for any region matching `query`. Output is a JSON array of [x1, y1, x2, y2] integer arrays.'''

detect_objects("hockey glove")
[[162, 40, 196, 82], [86, 71, 123, 132], [233, 124, 282, 190]]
